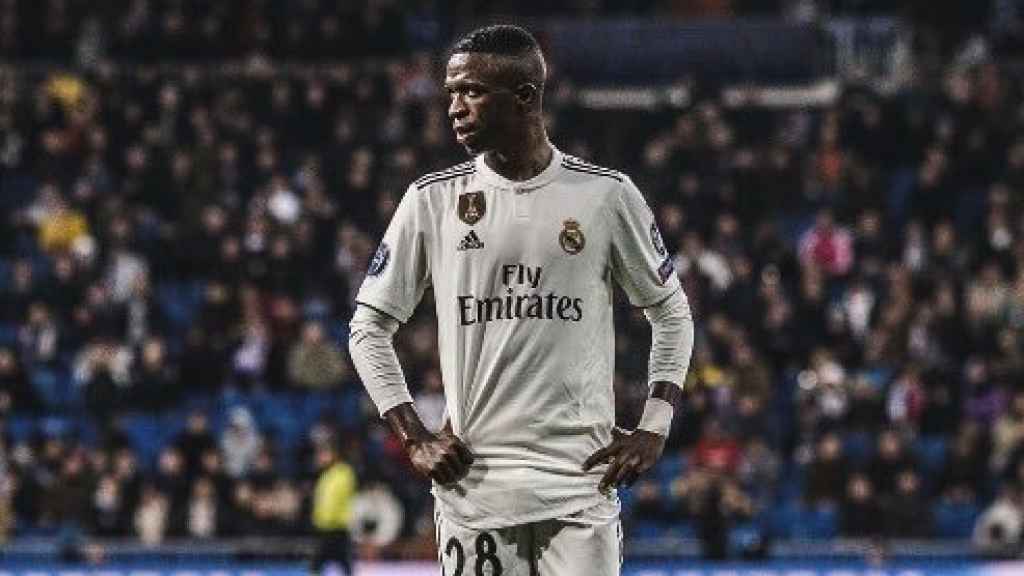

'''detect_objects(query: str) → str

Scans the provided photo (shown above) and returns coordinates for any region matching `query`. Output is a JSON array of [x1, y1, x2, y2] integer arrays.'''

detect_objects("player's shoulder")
[[413, 160, 477, 191], [559, 154, 626, 184]]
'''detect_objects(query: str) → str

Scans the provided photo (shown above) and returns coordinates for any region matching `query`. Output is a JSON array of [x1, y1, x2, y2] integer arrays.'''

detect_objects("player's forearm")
[[638, 290, 694, 435], [348, 304, 415, 416], [644, 288, 694, 390]]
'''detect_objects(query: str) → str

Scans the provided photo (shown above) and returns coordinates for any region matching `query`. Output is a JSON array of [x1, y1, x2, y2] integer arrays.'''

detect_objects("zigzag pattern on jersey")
[[414, 161, 476, 189], [561, 156, 623, 182]]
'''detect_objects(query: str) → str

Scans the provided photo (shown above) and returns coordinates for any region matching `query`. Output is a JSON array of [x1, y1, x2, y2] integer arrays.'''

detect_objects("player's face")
[[444, 53, 519, 154]]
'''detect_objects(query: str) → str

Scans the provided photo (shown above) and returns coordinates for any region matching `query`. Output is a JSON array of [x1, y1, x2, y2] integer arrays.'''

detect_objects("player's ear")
[[514, 83, 538, 107]]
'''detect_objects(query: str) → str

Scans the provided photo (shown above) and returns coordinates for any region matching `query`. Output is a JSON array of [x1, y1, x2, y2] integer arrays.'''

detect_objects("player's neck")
[[484, 129, 552, 182]]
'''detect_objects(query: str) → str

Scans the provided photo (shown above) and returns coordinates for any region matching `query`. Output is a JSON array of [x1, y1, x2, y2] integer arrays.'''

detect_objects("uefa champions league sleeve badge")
[[368, 242, 390, 276]]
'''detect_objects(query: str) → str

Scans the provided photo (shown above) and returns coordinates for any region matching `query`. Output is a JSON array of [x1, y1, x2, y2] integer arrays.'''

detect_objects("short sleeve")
[[355, 185, 431, 323], [609, 177, 681, 307]]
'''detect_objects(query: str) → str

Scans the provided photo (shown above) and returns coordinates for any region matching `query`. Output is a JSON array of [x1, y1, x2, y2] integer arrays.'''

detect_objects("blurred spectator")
[[154, 446, 188, 536], [973, 486, 1023, 557], [632, 479, 673, 524], [992, 390, 1024, 474], [693, 418, 742, 475], [92, 473, 129, 537], [0, 346, 38, 414], [805, 432, 849, 506], [131, 336, 179, 411], [841, 473, 882, 538], [30, 186, 90, 255], [798, 209, 854, 277], [187, 477, 226, 539], [737, 437, 780, 502], [287, 320, 349, 390], [19, 302, 61, 367], [74, 336, 133, 419], [885, 468, 932, 538], [868, 429, 916, 497], [940, 425, 990, 504], [311, 442, 357, 575], [221, 407, 263, 479], [134, 483, 169, 546], [174, 411, 217, 480]]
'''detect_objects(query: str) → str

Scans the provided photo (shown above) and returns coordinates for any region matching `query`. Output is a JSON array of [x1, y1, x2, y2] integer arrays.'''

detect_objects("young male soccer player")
[[349, 24, 694, 575]]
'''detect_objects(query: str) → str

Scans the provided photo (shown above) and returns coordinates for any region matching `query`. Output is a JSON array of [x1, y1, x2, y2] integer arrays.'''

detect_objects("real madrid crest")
[[458, 191, 486, 225], [559, 219, 586, 254]]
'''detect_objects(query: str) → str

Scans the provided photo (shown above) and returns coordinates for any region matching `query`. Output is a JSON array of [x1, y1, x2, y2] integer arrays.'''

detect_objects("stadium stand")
[[2, 0, 1024, 565]]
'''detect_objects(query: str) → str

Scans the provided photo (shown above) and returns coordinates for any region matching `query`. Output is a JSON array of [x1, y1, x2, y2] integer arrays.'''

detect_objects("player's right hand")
[[406, 427, 474, 485]]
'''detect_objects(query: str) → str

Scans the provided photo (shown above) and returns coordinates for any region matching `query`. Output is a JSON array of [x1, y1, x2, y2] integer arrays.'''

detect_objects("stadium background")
[[3, 1, 1024, 575]]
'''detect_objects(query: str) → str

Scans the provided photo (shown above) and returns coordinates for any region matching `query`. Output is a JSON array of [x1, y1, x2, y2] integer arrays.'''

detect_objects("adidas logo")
[[458, 230, 485, 251]]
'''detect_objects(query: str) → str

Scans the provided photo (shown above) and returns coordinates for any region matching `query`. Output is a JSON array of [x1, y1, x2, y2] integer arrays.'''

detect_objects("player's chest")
[[437, 187, 607, 270]]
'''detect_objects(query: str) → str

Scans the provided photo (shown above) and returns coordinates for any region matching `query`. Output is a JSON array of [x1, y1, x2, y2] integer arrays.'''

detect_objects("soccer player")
[[349, 24, 694, 576]]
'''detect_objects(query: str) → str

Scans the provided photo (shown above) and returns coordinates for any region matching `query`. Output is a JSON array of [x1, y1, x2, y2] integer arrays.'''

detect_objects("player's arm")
[[348, 186, 472, 485], [583, 290, 694, 489], [348, 305, 473, 485], [584, 176, 695, 490]]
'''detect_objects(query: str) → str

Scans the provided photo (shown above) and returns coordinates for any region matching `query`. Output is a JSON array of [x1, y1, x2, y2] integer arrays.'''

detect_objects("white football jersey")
[[356, 147, 681, 529]]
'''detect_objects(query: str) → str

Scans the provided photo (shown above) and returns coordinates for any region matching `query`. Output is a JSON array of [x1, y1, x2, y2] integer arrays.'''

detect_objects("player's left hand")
[[582, 427, 666, 491]]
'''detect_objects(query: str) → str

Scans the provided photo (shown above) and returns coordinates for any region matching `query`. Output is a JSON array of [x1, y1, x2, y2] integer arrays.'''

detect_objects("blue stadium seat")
[[632, 519, 663, 538], [729, 521, 766, 555], [769, 502, 838, 540], [0, 322, 18, 347], [914, 436, 948, 476], [932, 501, 981, 539], [655, 453, 687, 482], [156, 282, 203, 330], [842, 431, 875, 466], [664, 519, 697, 539], [777, 462, 806, 504], [29, 368, 61, 410], [120, 413, 184, 471], [5, 415, 37, 443]]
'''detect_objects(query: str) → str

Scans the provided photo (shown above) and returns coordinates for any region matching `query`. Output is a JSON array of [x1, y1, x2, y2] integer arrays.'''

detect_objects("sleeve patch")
[[650, 222, 667, 256], [658, 255, 675, 284], [368, 242, 391, 276]]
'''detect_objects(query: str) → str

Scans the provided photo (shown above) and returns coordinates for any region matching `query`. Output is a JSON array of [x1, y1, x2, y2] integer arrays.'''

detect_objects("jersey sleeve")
[[355, 185, 431, 323], [609, 177, 681, 307]]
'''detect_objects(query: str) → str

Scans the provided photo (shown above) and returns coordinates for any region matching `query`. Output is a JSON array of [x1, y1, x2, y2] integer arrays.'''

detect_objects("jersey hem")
[[432, 492, 620, 531]]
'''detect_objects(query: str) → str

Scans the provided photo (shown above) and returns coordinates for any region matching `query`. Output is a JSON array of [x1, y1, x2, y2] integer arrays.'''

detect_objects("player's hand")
[[406, 426, 474, 486], [582, 427, 666, 491]]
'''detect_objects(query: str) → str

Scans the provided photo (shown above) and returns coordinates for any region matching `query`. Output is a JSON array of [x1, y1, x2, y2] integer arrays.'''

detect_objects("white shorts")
[[435, 507, 622, 576]]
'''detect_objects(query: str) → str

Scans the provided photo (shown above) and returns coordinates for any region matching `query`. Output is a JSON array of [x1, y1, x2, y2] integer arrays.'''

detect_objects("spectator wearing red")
[[799, 208, 854, 277]]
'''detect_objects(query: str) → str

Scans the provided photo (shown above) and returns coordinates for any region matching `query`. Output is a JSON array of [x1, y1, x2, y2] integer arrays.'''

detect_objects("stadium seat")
[[914, 436, 948, 476], [769, 502, 838, 540], [0, 322, 18, 347], [932, 501, 981, 539], [5, 415, 37, 443], [842, 431, 875, 466], [655, 453, 687, 482]]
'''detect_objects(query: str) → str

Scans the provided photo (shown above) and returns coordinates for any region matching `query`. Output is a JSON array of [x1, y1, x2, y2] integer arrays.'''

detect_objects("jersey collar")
[[473, 146, 564, 192]]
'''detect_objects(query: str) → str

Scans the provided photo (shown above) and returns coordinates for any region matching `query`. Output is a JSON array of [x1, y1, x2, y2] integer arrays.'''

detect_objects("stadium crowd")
[[3, 0, 1024, 561]]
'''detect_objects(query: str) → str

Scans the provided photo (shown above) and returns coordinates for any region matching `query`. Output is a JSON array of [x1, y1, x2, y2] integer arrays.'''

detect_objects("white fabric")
[[354, 147, 684, 529], [643, 288, 694, 387], [348, 304, 413, 416], [435, 503, 622, 576], [636, 397, 674, 437]]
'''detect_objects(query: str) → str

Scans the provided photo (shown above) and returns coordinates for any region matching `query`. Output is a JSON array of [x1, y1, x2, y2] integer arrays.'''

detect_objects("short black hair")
[[448, 24, 547, 91], [449, 24, 540, 58]]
